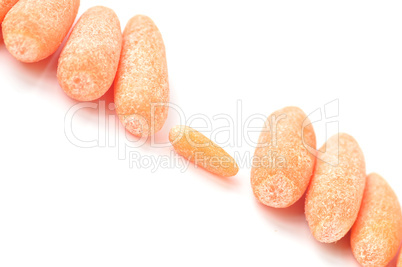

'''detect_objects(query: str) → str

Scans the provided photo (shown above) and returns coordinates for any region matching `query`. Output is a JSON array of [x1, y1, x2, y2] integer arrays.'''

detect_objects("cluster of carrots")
[[1, 0, 401, 266], [252, 107, 402, 267]]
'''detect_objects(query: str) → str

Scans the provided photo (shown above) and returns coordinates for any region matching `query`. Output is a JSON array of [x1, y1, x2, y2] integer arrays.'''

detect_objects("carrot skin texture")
[[169, 125, 239, 177], [2, 0, 80, 63], [57, 6, 122, 101], [251, 106, 317, 208], [305, 133, 366, 243], [351, 173, 402, 267], [114, 15, 169, 137], [0, 0, 19, 23]]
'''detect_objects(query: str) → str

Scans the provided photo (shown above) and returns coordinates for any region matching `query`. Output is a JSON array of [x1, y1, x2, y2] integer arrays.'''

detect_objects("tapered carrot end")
[[169, 125, 238, 177]]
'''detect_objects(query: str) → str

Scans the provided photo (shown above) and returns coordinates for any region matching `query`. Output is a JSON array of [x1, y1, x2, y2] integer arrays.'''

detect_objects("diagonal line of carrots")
[[1, 0, 401, 266]]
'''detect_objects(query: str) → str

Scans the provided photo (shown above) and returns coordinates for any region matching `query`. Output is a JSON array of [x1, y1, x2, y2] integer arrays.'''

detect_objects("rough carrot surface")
[[305, 133, 366, 243], [57, 6, 122, 101], [169, 126, 239, 177], [250, 106, 316, 208], [114, 15, 169, 137], [2, 0, 80, 63], [398, 250, 402, 267], [0, 0, 19, 23], [351, 173, 402, 267]]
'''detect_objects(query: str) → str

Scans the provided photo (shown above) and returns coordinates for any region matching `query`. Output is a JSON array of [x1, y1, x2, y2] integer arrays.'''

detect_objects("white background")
[[1, 0, 401, 266]]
